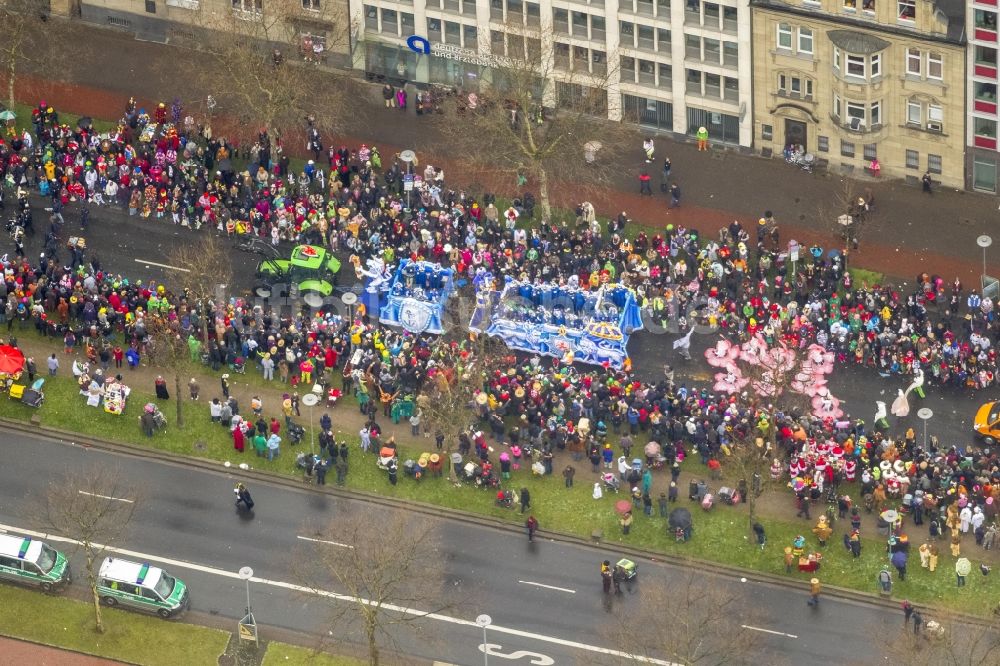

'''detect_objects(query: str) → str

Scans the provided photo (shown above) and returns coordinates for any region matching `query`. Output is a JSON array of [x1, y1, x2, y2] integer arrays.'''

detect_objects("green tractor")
[[250, 243, 342, 308]]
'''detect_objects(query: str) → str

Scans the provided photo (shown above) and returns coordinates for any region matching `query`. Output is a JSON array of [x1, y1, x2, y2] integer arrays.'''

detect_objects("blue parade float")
[[470, 277, 643, 369], [379, 259, 455, 334]]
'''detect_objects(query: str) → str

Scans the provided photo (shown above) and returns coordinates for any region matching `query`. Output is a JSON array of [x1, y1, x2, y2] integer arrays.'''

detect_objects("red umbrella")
[[615, 500, 632, 515], [0, 345, 24, 375]]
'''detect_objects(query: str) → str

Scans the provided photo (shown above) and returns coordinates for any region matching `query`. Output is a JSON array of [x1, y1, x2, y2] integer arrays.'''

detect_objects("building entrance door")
[[784, 119, 807, 150]]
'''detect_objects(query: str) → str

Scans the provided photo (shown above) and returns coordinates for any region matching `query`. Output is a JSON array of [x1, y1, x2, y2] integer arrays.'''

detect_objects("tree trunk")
[[174, 372, 184, 429], [537, 167, 551, 222], [366, 622, 379, 666], [86, 550, 104, 633], [7, 60, 14, 112]]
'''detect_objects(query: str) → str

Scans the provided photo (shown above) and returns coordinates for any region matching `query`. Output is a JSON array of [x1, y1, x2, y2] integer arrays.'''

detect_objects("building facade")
[[968, 0, 1000, 192], [751, 0, 965, 187], [59, 0, 350, 65], [349, 0, 755, 146]]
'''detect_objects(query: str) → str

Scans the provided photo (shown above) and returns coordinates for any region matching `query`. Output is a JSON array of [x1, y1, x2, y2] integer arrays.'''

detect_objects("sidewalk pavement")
[[11, 21, 1000, 285], [0, 636, 126, 666]]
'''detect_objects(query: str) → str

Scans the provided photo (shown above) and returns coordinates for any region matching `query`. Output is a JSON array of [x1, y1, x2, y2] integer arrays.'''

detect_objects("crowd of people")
[[1, 96, 999, 580]]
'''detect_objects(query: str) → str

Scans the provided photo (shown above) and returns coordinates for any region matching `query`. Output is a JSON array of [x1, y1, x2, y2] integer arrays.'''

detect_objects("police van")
[[97, 557, 189, 618], [0, 533, 71, 592]]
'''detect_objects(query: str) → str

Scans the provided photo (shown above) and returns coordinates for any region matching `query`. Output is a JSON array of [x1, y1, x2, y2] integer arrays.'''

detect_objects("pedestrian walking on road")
[[601, 560, 613, 594], [912, 611, 923, 635], [525, 515, 538, 542], [807, 577, 821, 606]]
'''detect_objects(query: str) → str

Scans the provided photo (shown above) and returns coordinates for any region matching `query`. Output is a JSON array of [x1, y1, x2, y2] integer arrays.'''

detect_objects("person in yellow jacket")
[[807, 578, 821, 606]]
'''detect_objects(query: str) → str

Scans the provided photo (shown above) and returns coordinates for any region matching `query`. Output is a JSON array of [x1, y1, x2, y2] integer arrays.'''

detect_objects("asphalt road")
[[0, 431, 921, 665]]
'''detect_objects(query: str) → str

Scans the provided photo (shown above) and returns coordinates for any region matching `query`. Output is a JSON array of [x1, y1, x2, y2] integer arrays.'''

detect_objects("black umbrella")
[[668, 507, 692, 530], [77, 116, 93, 130]]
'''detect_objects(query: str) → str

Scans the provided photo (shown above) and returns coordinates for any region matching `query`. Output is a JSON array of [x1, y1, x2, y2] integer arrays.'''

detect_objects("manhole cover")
[[193, 440, 207, 451]]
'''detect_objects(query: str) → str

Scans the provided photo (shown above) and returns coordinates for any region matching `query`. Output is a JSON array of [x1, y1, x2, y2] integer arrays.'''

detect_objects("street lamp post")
[[237, 566, 258, 648], [917, 407, 933, 452], [978, 235, 992, 282], [399, 149, 417, 210], [302, 392, 319, 455], [475, 614, 492, 666]]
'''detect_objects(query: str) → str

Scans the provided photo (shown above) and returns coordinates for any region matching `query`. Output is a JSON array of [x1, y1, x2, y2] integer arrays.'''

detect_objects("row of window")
[[834, 0, 915, 20], [490, 0, 541, 25], [619, 21, 671, 54], [829, 93, 944, 131], [775, 25, 944, 83]]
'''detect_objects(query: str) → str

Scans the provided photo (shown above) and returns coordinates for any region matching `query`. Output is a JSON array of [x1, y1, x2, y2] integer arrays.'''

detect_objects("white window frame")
[[805, 79, 813, 97], [232, 0, 262, 15], [833, 92, 841, 117], [927, 52, 943, 80], [897, 0, 915, 21], [906, 100, 922, 125], [845, 53, 866, 78], [870, 100, 881, 126], [302, 0, 320, 10], [791, 77, 801, 94], [798, 27, 813, 54], [870, 53, 881, 77], [777, 73, 787, 92], [927, 104, 943, 122], [846, 101, 866, 124], [777, 23, 792, 50], [906, 48, 921, 76], [833, 46, 841, 70]]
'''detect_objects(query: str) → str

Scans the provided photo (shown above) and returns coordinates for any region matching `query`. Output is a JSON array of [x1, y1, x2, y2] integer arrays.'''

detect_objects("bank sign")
[[406, 36, 516, 69]]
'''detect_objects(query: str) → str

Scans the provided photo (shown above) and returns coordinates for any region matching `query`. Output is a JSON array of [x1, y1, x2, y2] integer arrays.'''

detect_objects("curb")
[[4, 416, 994, 628]]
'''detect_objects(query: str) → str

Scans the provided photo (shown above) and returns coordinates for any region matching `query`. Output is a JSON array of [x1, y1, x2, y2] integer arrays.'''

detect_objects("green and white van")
[[97, 557, 189, 618], [0, 534, 71, 592]]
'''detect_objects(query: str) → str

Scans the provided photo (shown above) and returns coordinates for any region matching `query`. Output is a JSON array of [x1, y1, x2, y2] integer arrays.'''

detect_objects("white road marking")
[[480, 643, 555, 665], [133, 259, 191, 273], [0, 521, 674, 665], [78, 491, 134, 504], [518, 580, 576, 594], [741, 624, 798, 639], [296, 535, 354, 549]]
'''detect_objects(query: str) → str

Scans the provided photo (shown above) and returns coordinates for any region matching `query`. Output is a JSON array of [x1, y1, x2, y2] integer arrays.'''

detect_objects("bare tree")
[[817, 177, 881, 256], [179, 0, 356, 144], [602, 572, 770, 666], [872, 612, 1000, 666], [0, 0, 58, 109], [143, 314, 190, 429], [435, 23, 631, 220], [42, 466, 138, 634], [297, 511, 451, 666], [418, 334, 505, 481], [166, 234, 233, 344]]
